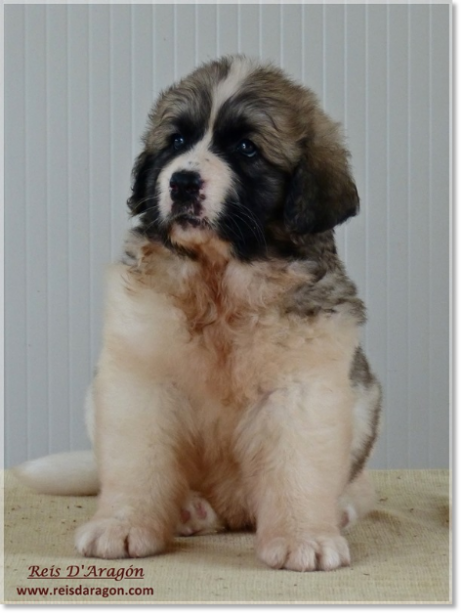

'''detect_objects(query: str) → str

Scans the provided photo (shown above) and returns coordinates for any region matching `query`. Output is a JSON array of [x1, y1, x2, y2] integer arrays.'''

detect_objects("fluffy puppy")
[[16, 56, 381, 572]]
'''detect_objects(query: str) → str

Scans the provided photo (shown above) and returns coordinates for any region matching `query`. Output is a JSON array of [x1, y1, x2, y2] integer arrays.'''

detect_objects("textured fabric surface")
[[2, 469, 450, 604]]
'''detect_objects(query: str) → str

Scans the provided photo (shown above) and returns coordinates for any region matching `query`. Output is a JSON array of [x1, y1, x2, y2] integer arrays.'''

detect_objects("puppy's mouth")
[[172, 213, 210, 229], [168, 203, 213, 231]]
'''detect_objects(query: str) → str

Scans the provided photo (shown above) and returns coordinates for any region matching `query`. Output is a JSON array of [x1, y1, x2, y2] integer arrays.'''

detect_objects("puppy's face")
[[129, 56, 359, 261]]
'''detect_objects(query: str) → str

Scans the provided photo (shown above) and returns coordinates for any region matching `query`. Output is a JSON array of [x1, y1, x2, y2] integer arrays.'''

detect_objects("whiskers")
[[131, 199, 164, 236], [128, 195, 156, 215], [220, 201, 267, 252]]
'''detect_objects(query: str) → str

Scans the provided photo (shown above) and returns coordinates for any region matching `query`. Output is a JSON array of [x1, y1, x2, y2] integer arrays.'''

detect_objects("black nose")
[[169, 171, 202, 202]]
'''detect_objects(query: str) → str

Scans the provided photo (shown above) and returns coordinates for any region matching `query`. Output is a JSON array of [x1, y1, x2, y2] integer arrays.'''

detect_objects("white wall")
[[4, 2, 450, 469]]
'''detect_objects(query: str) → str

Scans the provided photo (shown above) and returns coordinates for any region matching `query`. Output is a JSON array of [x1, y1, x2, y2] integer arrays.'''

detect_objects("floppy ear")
[[127, 149, 157, 215], [284, 135, 360, 235]]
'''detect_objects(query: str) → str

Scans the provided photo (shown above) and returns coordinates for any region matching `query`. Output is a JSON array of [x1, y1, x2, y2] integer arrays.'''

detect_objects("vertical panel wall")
[[4, 3, 450, 468]]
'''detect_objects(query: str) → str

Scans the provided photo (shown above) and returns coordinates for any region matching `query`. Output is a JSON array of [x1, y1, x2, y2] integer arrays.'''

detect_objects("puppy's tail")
[[12, 451, 99, 496]]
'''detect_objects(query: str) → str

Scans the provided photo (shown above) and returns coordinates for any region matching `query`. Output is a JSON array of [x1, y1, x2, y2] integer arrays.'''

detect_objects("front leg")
[[76, 361, 189, 559], [238, 376, 354, 572]]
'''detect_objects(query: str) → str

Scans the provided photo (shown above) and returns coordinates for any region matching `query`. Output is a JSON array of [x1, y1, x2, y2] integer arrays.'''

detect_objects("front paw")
[[257, 532, 350, 572], [75, 517, 167, 559]]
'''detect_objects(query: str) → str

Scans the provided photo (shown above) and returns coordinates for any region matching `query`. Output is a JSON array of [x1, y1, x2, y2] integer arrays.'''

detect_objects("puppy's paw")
[[176, 492, 224, 536], [75, 517, 167, 559], [256, 532, 350, 572]]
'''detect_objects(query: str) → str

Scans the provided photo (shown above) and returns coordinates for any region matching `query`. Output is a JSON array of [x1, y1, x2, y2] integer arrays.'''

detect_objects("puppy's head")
[[128, 55, 359, 261]]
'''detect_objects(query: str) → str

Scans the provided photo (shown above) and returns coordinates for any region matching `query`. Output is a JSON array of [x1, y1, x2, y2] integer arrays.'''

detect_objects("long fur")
[[16, 56, 381, 572], [13, 451, 98, 496]]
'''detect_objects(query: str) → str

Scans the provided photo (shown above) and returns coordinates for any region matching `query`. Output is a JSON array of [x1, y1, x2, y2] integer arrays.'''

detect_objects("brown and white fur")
[[15, 56, 381, 572]]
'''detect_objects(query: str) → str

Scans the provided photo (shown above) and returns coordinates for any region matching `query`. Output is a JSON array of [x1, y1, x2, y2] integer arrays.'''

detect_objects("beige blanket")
[[1, 469, 450, 604]]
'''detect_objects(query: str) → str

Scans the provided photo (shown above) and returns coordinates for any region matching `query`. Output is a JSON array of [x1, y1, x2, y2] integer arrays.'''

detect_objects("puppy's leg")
[[76, 364, 189, 559], [238, 378, 354, 572]]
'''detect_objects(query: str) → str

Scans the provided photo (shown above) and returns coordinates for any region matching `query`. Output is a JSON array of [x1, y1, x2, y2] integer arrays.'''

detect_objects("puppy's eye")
[[237, 139, 258, 158], [172, 134, 186, 151]]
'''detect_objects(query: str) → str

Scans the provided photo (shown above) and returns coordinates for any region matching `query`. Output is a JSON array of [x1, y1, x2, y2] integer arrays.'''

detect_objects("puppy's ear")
[[127, 149, 156, 215], [284, 132, 360, 235]]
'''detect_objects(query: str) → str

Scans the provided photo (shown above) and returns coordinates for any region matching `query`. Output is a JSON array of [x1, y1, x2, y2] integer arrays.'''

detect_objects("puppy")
[[16, 55, 381, 572]]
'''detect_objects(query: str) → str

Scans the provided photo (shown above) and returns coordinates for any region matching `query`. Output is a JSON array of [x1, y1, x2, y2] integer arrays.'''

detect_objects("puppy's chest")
[[170, 262, 306, 404], [183, 310, 271, 407], [175, 270, 261, 362]]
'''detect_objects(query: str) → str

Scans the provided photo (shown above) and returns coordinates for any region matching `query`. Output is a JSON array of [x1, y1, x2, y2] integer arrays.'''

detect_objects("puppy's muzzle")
[[169, 171, 206, 224]]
